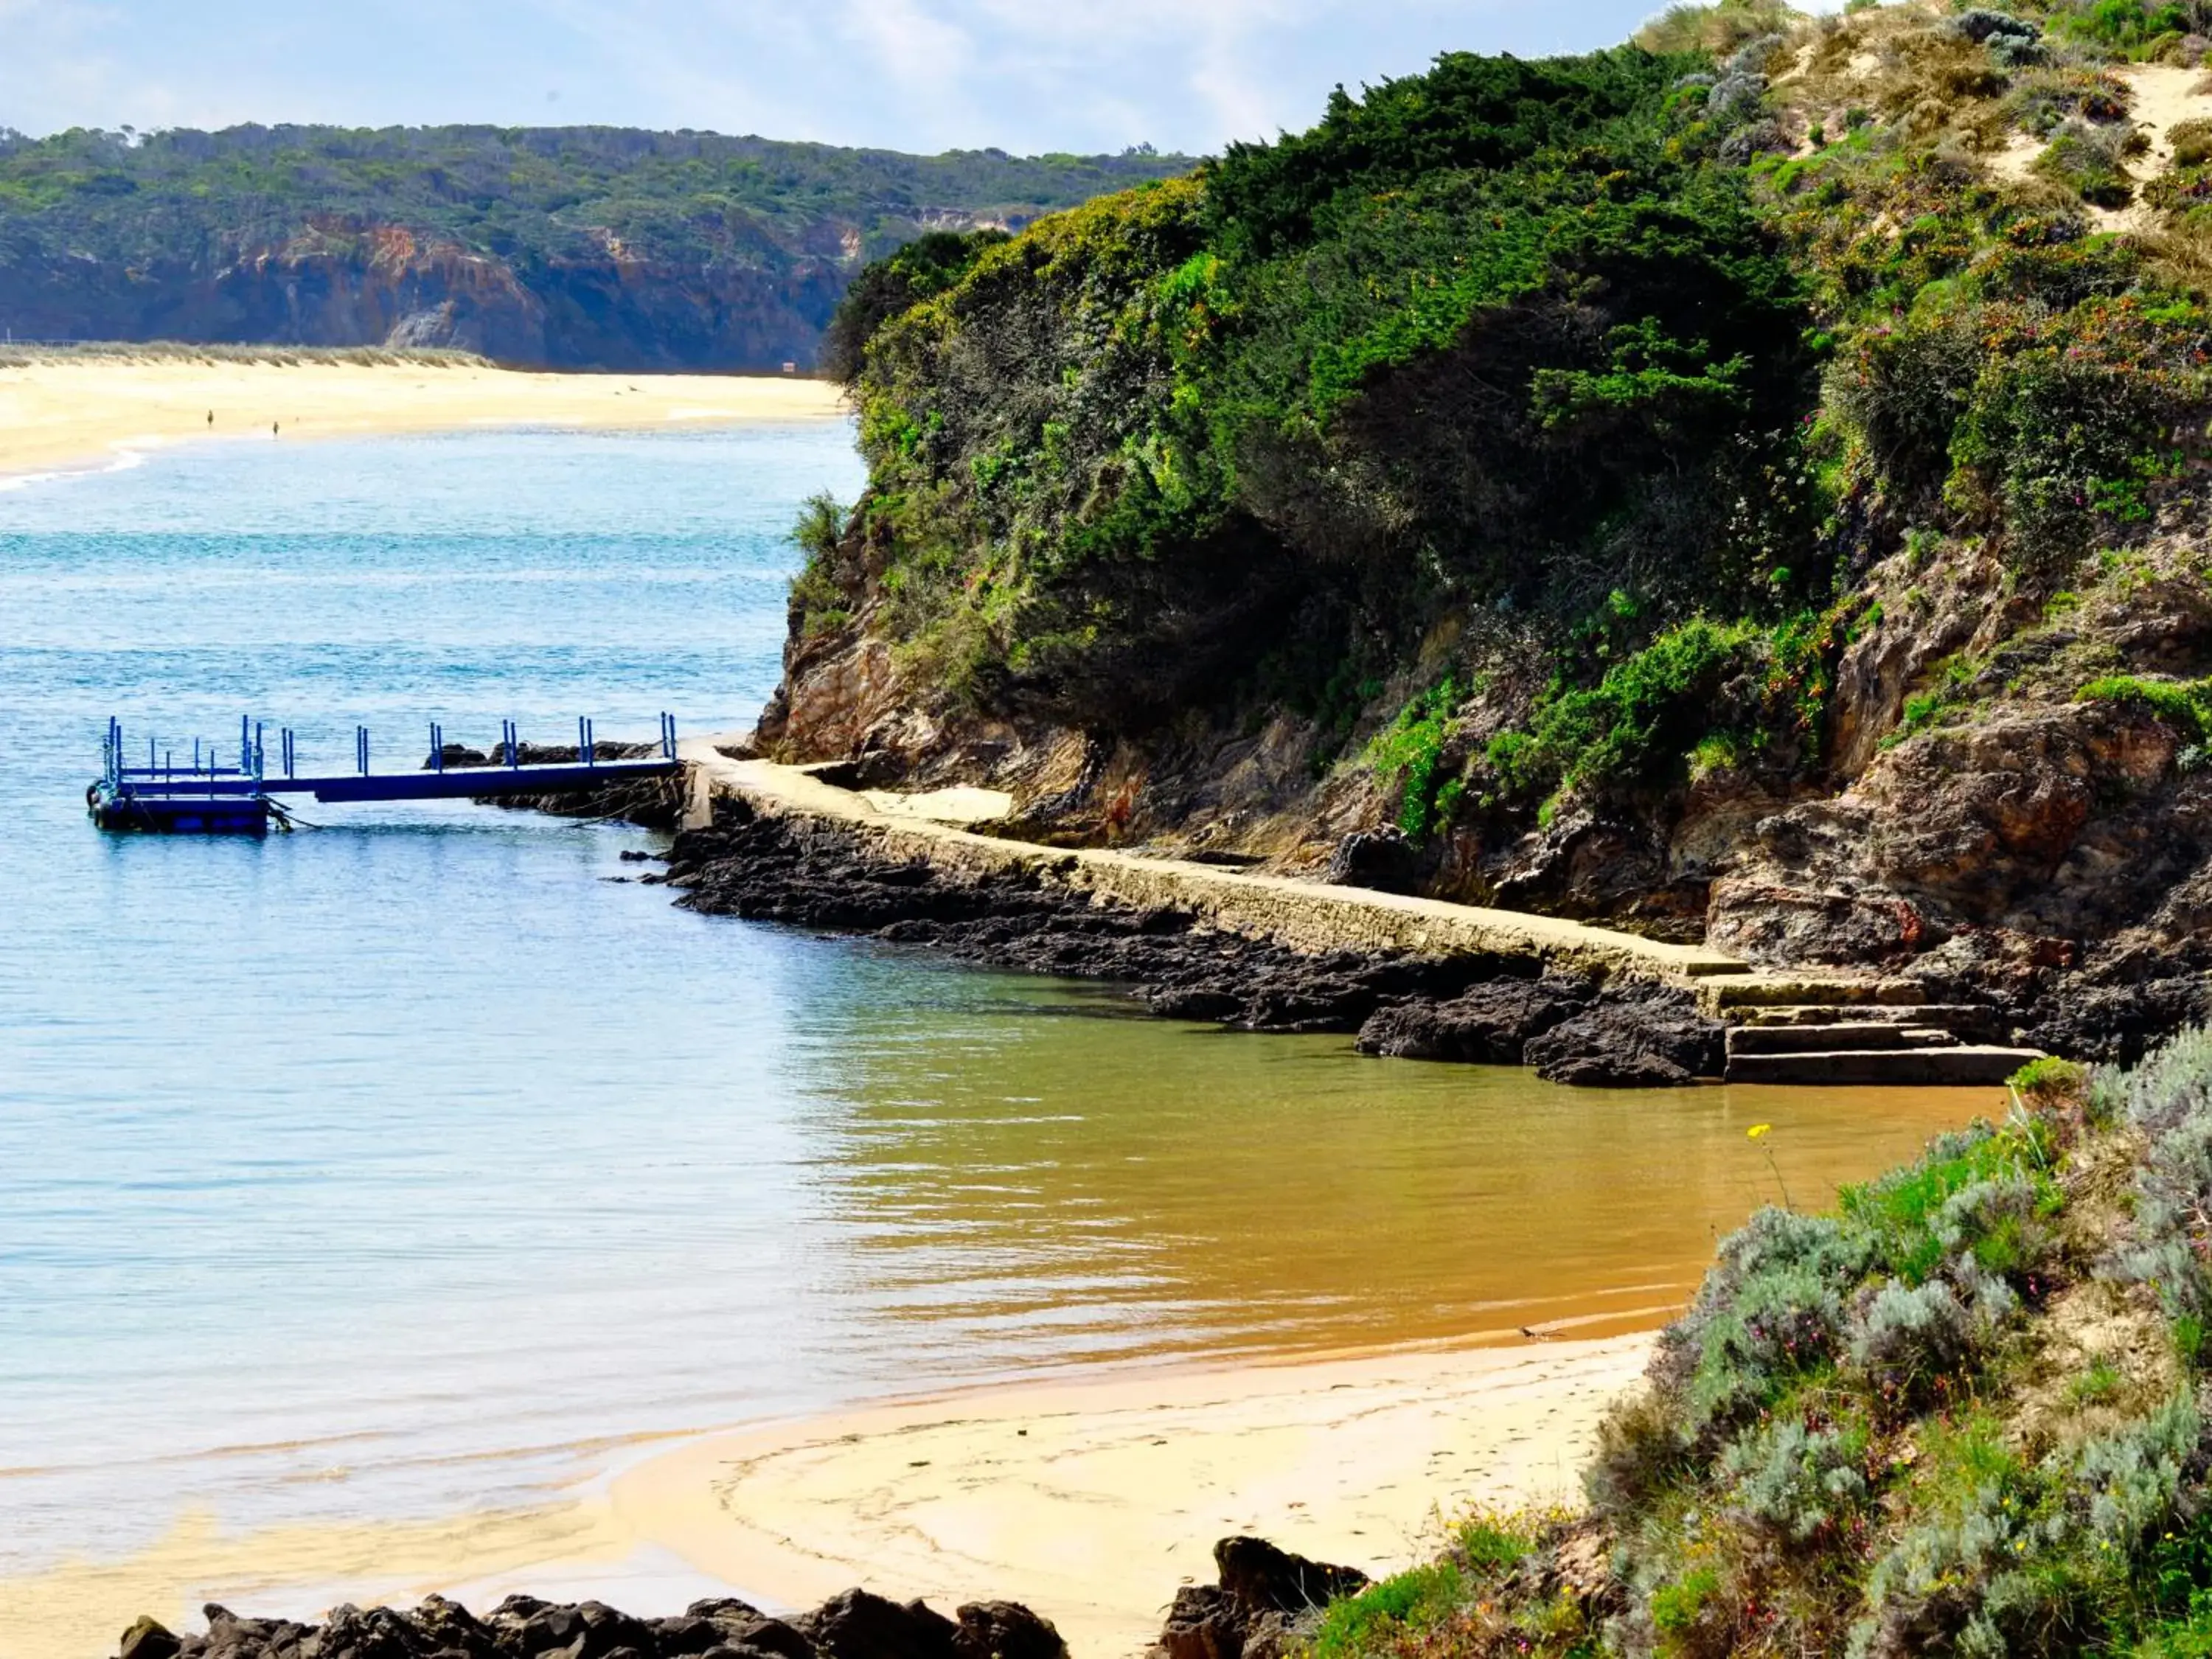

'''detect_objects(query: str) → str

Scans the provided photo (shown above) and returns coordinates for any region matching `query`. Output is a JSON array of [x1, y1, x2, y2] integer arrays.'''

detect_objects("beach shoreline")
[[0, 1334, 1652, 1659], [0, 356, 848, 482]]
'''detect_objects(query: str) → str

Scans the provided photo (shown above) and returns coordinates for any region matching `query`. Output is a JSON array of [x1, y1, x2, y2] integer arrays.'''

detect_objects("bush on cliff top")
[[1295, 1038, 2212, 1658], [829, 44, 1820, 731]]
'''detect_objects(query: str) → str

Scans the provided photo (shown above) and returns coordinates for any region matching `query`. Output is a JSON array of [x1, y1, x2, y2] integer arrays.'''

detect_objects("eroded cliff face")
[[0, 220, 852, 369]]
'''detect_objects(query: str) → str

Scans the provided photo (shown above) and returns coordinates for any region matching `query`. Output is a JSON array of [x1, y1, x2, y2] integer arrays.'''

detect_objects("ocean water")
[[0, 425, 1983, 1599]]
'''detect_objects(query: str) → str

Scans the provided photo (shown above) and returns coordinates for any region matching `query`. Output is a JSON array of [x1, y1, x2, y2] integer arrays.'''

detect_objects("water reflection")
[[792, 966, 1993, 1360]]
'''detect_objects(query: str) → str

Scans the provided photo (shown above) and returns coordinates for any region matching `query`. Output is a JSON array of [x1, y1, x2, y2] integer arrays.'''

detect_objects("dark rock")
[[1146, 986, 1247, 1021], [950, 1601, 1066, 1659], [119, 1618, 183, 1659], [516, 1603, 586, 1655], [108, 1593, 1062, 1659], [1354, 975, 1591, 1063], [2024, 974, 2212, 1065], [671, 804, 1492, 1041], [307, 1604, 431, 1659], [1214, 1536, 1368, 1616], [1152, 1539, 1366, 1659], [655, 1616, 735, 1656], [709, 1618, 817, 1659], [1152, 1586, 1241, 1659], [793, 1590, 959, 1659], [1324, 828, 1425, 894], [1523, 984, 1723, 1088]]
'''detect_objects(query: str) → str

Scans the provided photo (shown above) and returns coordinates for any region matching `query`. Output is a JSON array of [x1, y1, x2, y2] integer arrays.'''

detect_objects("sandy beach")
[[0, 1337, 1651, 1659], [0, 355, 846, 481]]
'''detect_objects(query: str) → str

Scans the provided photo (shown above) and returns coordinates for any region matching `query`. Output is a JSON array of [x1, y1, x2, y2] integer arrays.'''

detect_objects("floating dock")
[[90, 714, 683, 834]]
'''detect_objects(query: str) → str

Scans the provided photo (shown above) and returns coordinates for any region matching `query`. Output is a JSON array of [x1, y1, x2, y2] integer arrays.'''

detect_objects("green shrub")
[[1304, 1561, 1468, 1659], [1948, 299, 2207, 573], [2176, 119, 2212, 170], [1722, 1416, 1871, 1542], [1366, 678, 1465, 838], [789, 493, 855, 637], [2081, 675, 2212, 743], [2036, 127, 2137, 208], [2050, 0, 2197, 55]]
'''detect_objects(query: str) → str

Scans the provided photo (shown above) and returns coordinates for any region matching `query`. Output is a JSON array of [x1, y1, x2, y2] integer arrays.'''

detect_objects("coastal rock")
[[1522, 984, 1724, 1088], [1354, 975, 1591, 1062], [1324, 827, 1425, 894], [1151, 1538, 1368, 1659], [950, 1602, 1067, 1659], [1214, 1536, 1368, 1614], [669, 801, 1498, 1037], [793, 1590, 959, 1659], [1153, 1586, 1240, 1659], [114, 1589, 1065, 1659], [117, 1619, 181, 1659]]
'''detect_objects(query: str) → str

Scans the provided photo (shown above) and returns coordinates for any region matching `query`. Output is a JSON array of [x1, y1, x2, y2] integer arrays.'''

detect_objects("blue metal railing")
[[99, 712, 683, 810]]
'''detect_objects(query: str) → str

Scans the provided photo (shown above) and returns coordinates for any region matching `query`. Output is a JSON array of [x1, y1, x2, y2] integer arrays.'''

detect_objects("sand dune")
[[0, 355, 846, 481]]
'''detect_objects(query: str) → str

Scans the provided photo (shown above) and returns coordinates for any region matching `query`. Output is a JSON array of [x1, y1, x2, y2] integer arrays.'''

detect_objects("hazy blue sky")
[[0, 0, 1711, 156]]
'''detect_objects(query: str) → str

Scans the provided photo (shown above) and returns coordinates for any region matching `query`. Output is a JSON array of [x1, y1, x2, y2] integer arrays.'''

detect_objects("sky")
[[0, 0, 1713, 158]]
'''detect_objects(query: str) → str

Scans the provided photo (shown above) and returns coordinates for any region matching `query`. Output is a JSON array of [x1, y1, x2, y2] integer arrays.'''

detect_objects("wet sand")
[[0, 357, 845, 480], [0, 1338, 1650, 1659]]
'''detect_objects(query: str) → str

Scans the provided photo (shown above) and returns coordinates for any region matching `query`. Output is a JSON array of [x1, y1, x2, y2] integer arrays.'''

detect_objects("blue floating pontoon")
[[89, 714, 683, 835]]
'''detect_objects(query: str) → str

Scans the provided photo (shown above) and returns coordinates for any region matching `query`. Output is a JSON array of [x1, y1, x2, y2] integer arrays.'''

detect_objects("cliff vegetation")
[[772, 0, 2212, 1061]]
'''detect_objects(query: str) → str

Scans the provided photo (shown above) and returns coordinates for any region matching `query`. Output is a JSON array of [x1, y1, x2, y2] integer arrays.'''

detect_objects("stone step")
[[1734, 1003, 1994, 1029], [1697, 974, 1926, 1013], [1726, 1023, 1962, 1057], [1724, 1046, 2046, 1088]]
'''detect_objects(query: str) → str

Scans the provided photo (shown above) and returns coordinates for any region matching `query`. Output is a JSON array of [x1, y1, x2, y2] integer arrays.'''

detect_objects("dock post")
[[240, 714, 251, 776], [431, 723, 444, 773], [357, 726, 369, 776], [254, 722, 265, 785]]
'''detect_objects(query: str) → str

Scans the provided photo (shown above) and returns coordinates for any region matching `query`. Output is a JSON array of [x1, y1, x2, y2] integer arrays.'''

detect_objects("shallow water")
[[0, 426, 1988, 1585]]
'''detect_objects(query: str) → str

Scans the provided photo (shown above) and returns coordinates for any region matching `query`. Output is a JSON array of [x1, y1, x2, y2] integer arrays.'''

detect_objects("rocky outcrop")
[[1151, 1538, 1368, 1659], [1354, 975, 1592, 1063], [113, 1590, 1065, 1659], [659, 797, 1725, 1082]]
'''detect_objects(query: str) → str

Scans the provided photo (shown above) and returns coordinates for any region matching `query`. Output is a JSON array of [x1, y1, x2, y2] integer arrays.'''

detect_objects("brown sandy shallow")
[[0, 1337, 1652, 1659], [0, 358, 846, 481]]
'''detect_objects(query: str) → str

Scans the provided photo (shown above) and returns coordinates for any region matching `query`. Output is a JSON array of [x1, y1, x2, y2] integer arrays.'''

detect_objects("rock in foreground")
[[1151, 1537, 1371, 1659], [115, 1587, 1066, 1659]]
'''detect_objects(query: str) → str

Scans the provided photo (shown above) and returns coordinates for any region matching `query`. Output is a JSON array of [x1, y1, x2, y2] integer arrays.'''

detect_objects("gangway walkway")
[[90, 714, 681, 833]]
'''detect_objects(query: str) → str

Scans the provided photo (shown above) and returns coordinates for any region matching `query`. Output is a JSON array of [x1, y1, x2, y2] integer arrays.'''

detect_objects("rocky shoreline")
[[655, 797, 1726, 1088], [110, 1537, 1368, 1659]]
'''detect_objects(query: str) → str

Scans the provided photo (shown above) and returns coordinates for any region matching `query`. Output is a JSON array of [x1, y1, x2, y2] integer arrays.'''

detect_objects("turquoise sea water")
[[0, 425, 1984, 1596]]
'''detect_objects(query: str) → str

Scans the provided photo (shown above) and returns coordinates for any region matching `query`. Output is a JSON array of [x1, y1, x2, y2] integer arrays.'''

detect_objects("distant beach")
[[0, 349, 846, 481]]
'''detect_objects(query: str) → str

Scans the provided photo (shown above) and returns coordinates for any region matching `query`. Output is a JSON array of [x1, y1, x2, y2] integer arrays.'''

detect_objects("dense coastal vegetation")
[[0, 126, 1189, 368], [777, 0, 2212, 1062]]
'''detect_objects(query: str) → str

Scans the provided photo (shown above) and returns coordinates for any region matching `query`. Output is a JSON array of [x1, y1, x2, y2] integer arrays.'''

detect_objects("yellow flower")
[[1747, 1124, 1773, 1140]]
